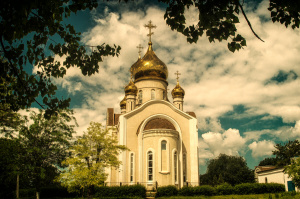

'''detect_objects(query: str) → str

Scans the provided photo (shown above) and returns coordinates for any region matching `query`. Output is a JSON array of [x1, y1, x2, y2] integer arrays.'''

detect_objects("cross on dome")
[[136, 44, 143, 58], [175, 71, 181, 82], [144, 20, 157, 42]]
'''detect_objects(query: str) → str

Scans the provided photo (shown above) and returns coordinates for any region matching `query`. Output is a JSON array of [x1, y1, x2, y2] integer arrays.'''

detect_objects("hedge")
[[216, 183, 234, 195], [156, 183, 285, 198], [234, 183, 285, 195], [94, 185, 146, 198], [156, 185, 178, 197]]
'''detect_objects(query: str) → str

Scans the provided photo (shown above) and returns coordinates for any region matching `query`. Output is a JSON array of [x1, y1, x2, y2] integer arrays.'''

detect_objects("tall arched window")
[[130, 153, 134, 182], [161, 140, 167, 171], [174, 151, 177, 183], [183, 153, 187, 182], [148, 151, 153, 181], [151, 89, 155, 100], [138, 90, 143, 104]]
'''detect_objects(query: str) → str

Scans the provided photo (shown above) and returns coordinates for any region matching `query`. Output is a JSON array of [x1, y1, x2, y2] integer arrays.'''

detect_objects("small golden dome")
[[120, 96, 126, 109], [171, 81, 185, 98], [130, 42, 168, 82], [124, 79, 137, 95]]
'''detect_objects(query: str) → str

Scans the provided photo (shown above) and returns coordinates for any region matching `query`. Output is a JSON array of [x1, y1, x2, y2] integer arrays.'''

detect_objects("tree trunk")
[[36, 191, 40, 199], [16, 174, 19, 199]]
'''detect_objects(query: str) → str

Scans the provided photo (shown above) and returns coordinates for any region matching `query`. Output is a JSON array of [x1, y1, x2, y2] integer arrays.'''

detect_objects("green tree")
[[285, 157, 300, 188], [0, 0, 121, 119], [0, 138, 23, 199], [160, 0, 300, 52], [258, 157, 278, 166], [19, 109, 76, 199], [57, 122, 127, 199], [272, 140, 300, 166], [203, 154, 254, 186]]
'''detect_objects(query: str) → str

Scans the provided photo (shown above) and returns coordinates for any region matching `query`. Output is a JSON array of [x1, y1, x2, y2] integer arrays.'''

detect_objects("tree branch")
[[238, 2, 265, 42], [0, 35, 45, 110]]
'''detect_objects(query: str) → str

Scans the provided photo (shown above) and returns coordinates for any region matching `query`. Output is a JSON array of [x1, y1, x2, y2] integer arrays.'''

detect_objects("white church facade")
[[105, 21, 199, 188]]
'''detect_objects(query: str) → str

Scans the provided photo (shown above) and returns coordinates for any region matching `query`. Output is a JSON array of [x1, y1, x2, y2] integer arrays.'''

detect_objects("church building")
[[106, 21, 199, 188]]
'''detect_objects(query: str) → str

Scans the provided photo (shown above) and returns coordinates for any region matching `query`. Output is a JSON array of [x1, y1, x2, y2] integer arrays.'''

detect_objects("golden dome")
[[120, 96, 126, 109], [130, 42, 168, 82], [124, 79, 137, 95], [171, 81, 185, 98]]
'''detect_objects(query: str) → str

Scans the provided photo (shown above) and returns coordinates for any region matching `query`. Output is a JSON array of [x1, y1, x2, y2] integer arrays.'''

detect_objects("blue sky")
[[27, 0, 300, 173]]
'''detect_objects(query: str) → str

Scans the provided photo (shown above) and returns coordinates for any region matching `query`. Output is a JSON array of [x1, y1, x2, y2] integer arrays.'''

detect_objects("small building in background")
[[255, 166, 298, 192]]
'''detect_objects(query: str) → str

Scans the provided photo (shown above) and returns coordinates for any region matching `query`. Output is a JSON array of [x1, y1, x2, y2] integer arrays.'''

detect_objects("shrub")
[[265, 183, 285, 193], [216, 183, 234, 195], [193, 185, 216, 196], [177, 186, 194, 196], [40, 186, 77, 198], [19, 188, 36, 198], [156, 185, 178, 197], [95, 185, 146, 198], [234, 183, 285, 195]]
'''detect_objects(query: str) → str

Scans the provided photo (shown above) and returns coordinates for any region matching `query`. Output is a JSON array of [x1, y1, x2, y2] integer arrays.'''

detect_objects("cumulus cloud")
[[37, 0, 300, 142], [199, 128, 246, 164], [249, 140, 275, 158]]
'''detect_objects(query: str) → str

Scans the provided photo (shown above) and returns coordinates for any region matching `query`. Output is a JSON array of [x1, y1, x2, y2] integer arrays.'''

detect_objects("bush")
[[234, 183, 285, 195], [177, 186, 194, 196], [40, 186, 77, 198], [95, 185, 146, 198], [19, 188, 36, 198], [193, 185, 216, 196], [156, 185, 178, 197], [216, 183, 234, 195]]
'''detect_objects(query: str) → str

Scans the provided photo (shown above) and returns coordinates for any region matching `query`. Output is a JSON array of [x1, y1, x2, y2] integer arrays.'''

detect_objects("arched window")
[[151, 89, 155, 100], [183, 153, 187, 182], [130, 153, 134, 182], [163, 91, 166, 100], [148, 151, 153, 181], [138, 90, 143, 104], [161, 140, 167, 171], [174, 151, 177, 183]]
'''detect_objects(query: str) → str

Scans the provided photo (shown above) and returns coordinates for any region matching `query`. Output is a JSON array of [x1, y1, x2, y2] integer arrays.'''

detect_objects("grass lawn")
[[156, 192, 300, 199]]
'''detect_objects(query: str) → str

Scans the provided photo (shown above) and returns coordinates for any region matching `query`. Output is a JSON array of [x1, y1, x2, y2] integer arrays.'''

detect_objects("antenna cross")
[[144, 20, 157, 42], [136, 44, 143, 58], [175, 71, 181, 81]]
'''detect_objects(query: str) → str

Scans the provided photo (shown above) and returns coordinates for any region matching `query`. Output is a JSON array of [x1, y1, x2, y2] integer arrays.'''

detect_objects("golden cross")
[[136, 44, 143, 58], [175, 71, 181, 81], [144, 20, 157, 42]]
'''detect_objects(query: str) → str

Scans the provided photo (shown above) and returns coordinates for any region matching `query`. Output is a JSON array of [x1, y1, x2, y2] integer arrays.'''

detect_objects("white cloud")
[[199, 128, 246, 163], [43, 0, 300, 140], [249, 140, 275, 158]]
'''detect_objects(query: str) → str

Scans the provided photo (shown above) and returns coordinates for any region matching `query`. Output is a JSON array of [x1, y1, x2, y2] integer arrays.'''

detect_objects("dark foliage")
[[94, 185, 146, 198], [259, 157, 278, 166], [156, 185, 178, 197], [203, 154, 255, 186], [273, 140, 300, 166]]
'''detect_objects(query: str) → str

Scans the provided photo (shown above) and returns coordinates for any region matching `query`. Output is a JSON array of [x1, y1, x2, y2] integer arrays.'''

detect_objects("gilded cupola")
[[130, 42, 168, 82], [124, 79, 137, 96], [171, 71, 185, 98], [130, 21, 168, 83], [171, 81, 185, 98], [120, 96, 126, 109]]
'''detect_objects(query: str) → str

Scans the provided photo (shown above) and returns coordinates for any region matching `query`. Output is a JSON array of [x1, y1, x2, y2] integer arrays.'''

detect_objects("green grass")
[[156, 192, 300, 199]]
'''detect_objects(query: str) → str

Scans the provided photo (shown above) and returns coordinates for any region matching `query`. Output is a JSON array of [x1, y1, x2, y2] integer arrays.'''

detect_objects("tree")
[[0, 138, 24, 199], [258, 157, 278, 166], [203, 154, 254, 186], [285, 157, 300, 188], [272, 140, 300, 166], [0, 1, 121, 120], [159, 0, 300, 52], [56, 122, 127, 199], [19, 109, 76, 199]]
